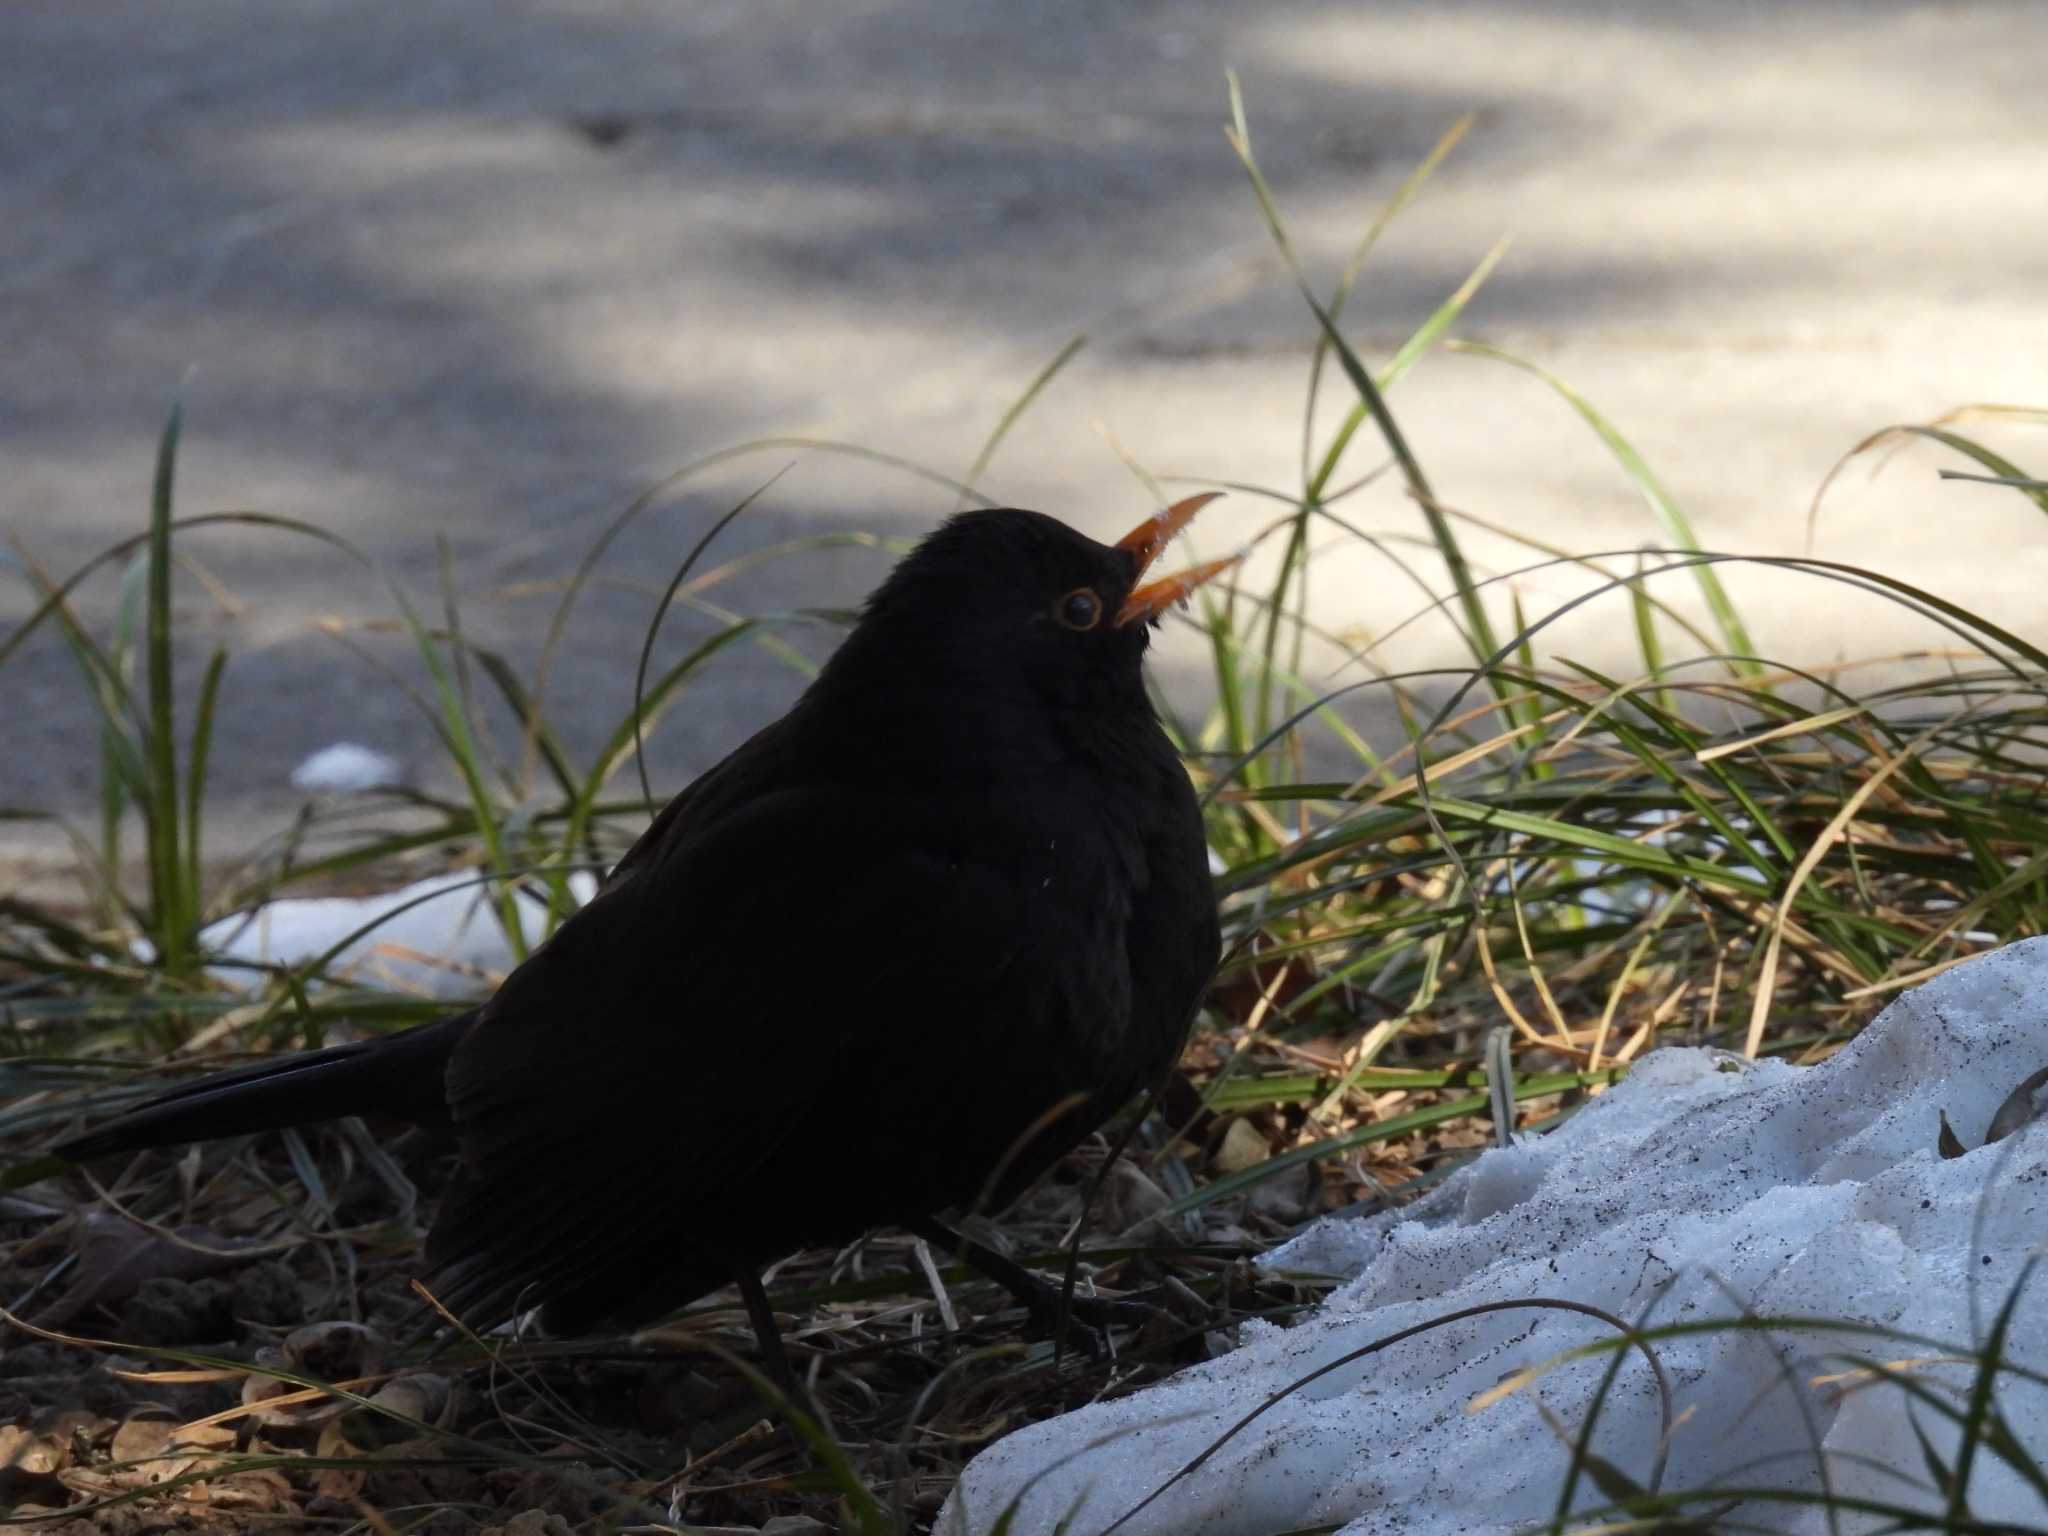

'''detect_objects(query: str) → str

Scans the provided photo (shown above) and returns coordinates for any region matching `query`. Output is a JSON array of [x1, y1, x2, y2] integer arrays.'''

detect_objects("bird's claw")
[[1017, 1284, 1155, 1362]]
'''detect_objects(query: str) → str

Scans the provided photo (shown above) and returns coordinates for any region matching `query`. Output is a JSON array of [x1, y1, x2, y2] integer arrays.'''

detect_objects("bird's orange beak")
[[1113, 492, 1239, 626]]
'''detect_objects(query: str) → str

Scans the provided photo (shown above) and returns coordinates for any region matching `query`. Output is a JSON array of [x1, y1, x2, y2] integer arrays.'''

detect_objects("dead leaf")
[[1938, 1109, 1968, 1159], [1212, 1118, 1271, 1174], [198, 1464, 295, 1511], [1102, 1161, 1172, 1238], [1986, 1064, 2048, 1144], [0, 1423, 68, 1494], [342, 1372, 453, 1449], [95, 1417, 214, 1493], [242, 1321, 389, 1430], [312, 1419, 366, 1502], [1248, 1158, 1320, 1227]]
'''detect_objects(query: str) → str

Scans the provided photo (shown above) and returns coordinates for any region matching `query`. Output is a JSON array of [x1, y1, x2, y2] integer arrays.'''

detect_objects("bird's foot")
[[904, 1218, 1157, 1361], [1011, 1276, 1156, 1362]]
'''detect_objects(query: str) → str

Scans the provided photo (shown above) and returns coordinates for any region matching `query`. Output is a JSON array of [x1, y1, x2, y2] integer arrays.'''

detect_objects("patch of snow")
[[199, 871, 599, 997], [289, 742, 407, 793], [946, 937, 2048, 1535]]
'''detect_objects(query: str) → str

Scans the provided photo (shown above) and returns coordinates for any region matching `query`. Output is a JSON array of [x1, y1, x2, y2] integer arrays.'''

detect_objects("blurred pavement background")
[[5, 0, 2045, 871]]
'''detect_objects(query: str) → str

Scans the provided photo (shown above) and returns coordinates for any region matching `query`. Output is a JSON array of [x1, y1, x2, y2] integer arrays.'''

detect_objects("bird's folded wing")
[[423, 782, 1112, 1325]]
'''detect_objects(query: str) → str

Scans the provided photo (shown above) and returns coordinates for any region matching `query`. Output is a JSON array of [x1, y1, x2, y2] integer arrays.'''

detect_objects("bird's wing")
[[424, 779, 1129, 1327]]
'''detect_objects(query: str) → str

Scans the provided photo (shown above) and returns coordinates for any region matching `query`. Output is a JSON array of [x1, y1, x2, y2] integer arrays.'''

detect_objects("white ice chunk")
[[288, 742, 408, 793], [946, 939, 2048, 1535]]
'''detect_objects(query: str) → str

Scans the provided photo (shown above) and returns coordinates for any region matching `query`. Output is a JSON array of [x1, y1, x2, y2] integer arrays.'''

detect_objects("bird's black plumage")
[[58, 504, 1226, 1340]]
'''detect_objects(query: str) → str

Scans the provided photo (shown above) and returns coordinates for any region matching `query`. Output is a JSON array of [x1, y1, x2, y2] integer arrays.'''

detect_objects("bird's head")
[[842, 496, 1237, 713]]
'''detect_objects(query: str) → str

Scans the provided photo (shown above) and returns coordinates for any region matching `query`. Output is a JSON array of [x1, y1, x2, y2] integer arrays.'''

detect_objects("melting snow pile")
[[180, 743, 586, 995], [199, 871, 596, 997], [947, 938, 2048, 1535]]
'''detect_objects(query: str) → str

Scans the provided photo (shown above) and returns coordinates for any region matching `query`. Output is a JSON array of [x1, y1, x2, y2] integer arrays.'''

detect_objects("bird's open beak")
[[1113, 492, 1240, 626]]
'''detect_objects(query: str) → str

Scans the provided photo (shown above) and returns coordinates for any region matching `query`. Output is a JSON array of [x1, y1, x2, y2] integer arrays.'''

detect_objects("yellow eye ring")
[[1056, 587, 1103, 631]]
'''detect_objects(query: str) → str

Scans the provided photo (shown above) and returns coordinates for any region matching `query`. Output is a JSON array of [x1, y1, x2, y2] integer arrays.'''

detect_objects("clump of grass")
[[1165, 85, 2048, 1187], [5, 83, 2047, 1534]]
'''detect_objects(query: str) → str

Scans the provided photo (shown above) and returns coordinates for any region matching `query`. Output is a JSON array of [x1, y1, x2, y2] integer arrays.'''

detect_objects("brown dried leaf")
[[342, 1372, 454, 1449], [311, 1419, 366, 1502], [94, 1417, 215, 1493], [1986, 1063, 2048, 1144], [241, 1321, 389, 1429], [1212, 1117, 1272, 1174], [0, 1423, 68, 1478], [197, 1464, 295, 1511], [1101, 1160, 1172, 1239], [1938, 1109, 1969, 1159]]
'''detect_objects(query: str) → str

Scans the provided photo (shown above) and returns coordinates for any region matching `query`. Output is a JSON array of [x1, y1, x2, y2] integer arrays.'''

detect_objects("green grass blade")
[[1946, 1255, 2039, 1522], [96, 555, 149, 910], [1628, 550, 1673, 718], [1816, 421, 2047, 528], [565, 615, 770, 865], [1507, 587, 1553, 781], [142, 406, 193, 976], [959, 333, 1086, 505], [1302, 113, 1475, 485], [1939, 467, 2048, 497], [436, 533, 502, 796], [1450, 339, 1763, 677], [1305, 234, 1511, 505], [466, 645, 582, 805], [1912, 427, 2047, 515], [383, 578, 528, 963], [630, 471, 789, 814], [182, 646, 226, 929], [1223, 76, 1504, 682]]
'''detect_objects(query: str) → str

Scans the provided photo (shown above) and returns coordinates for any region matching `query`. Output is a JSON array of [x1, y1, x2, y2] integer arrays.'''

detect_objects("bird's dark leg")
[[731, 1264, 797, 1398], [906, 1216, 1152, 1356]]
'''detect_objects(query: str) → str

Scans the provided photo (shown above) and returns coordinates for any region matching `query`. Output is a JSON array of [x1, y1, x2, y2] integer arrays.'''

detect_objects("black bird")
[[58, 497, 1232, 1359]]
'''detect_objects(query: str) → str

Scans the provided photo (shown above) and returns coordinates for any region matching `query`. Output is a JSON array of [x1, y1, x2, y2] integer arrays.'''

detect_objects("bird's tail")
[[54, 1012, 473, 1160]]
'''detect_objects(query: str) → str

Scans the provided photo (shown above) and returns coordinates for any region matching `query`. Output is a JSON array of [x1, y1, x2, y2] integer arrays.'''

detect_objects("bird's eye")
[[1056, 587, 1103, 631]]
